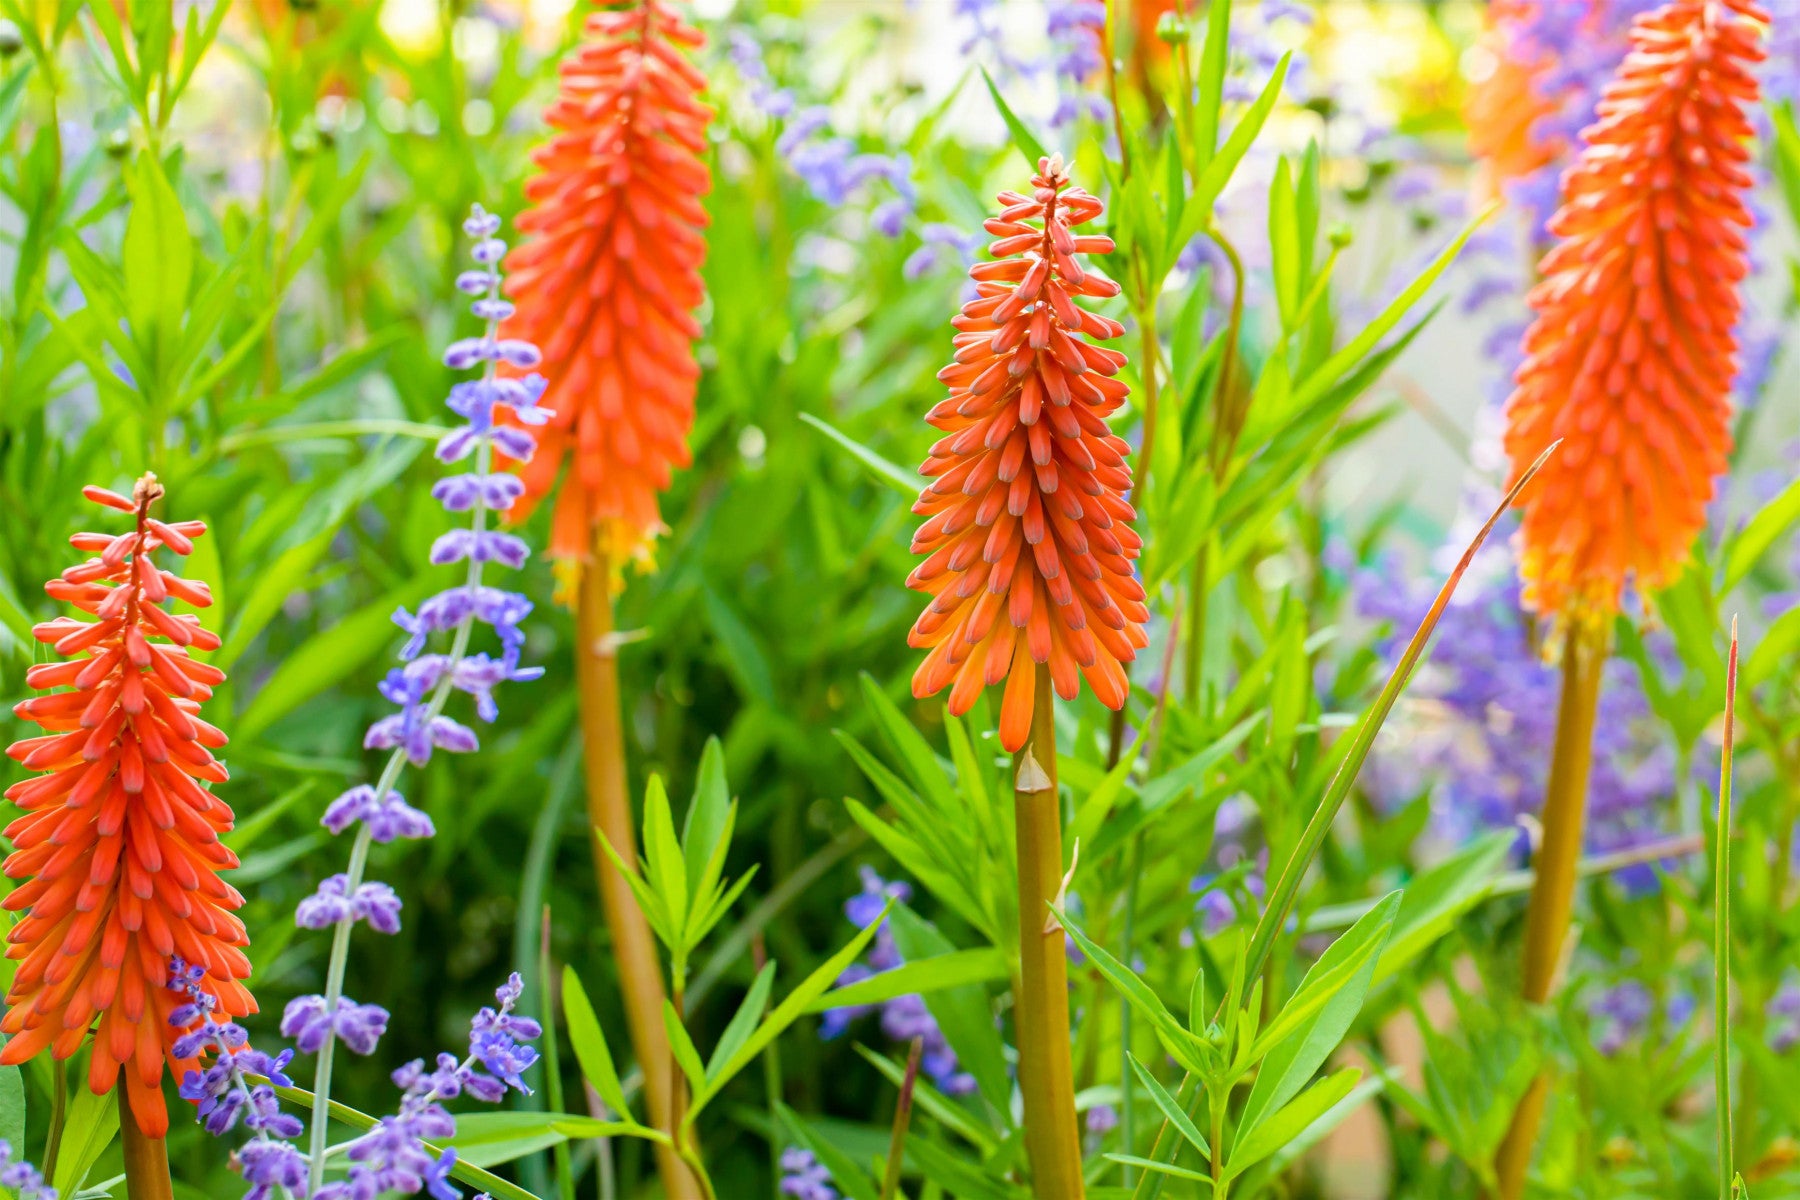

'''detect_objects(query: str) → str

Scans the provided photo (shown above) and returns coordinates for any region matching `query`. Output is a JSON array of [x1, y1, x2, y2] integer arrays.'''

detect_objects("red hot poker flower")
[[1, 475, 252, 1137], [909, 155, 1149, 752], [1503, 0, 1764, 626], [503, 0, 713, 568]]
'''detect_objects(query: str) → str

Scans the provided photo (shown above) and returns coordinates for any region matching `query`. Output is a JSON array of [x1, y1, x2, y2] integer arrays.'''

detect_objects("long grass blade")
[[1239, 441, 1560, 985], [1716, 617, 1739, 1200]]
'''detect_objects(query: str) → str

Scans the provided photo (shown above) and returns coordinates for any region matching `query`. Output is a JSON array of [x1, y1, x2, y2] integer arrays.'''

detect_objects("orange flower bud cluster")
[[1, 476, 252, 1136], [908, 156, 1148, 752], [1505, 0, 1764, 625], [504, 0, 713, 568]]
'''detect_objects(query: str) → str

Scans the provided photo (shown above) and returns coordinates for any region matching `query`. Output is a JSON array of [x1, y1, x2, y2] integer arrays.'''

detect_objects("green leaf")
[[706, 961, 776, 1078], [1285, 206, 1493, 416], [1059, 913, 1209, 1074], [1137, 712, 1264, 811], [980, 66, 1047, 169], [1190, 0, 1232, 168], [808, 948, 1009, 1012], [1239, 893, 1398, 1135], [1747, 603, 1800, 687], [686, 900, 894, 1122], [0, 1058, 22, 1154], [799, 412, 919, 499], [842, 799, 989, 935], [53, 1082, 117, 1195], [663, 1000, 707, 1091], [122, 151, 192, 361], [1104, 1155, 1214, 1186], [858, 673, 960, 818], [702, 583, 776, 705], [236, 575, 435, 742], [1725, 473, 1800, 592], [1178, 54, 1291, 243], [1371, 830, 1513, 986], [1235, 1072, 1387, 1192], [1128, 1055, 1209, 1156], [641, 776, 689, 939], [445, 1112, 596, 1168], [594, 828, 676, 946], [1269, 157, 1300, 331], [1239, 450, 1545, 987], [265, 1078, 551, 1200], [1224, 1068, 1361, 1183], [219, 418, 446, 453], [561, 965, 631, 1119], [683, 736, 732, 891]]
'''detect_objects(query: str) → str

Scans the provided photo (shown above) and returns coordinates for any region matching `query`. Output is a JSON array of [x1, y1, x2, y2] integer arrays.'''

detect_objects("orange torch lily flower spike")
[[909, 155, 1149, 752], [2, 475, 252, 1137], [1503, 0, 1763, 627], [503, 0, 712, 568]]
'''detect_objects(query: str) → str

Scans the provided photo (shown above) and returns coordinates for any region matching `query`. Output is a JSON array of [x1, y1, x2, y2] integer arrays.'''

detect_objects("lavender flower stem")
[[306, 328, 501, 1194]]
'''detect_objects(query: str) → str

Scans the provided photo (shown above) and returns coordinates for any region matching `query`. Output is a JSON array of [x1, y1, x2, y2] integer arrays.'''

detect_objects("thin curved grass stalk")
[[880, 1037, 925, 1200], [1242, 441, 1558, 984], [1132, 442, 1557, 1200]]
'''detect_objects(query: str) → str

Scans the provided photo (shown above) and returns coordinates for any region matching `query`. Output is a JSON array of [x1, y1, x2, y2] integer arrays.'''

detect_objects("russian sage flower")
[[727, 27, 919, 239], [315, 974, 542, 1200], [819, 868, 975, 1096], [290, 203, 547, 1192], [0, 1141, 55, 1200], [780, 1147, 840, 1200]]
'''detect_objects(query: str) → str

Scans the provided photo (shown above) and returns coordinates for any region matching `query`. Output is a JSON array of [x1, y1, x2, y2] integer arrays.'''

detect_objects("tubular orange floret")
[[501, 0, 713, 568], [1464, 0, 1566, 198], [907, 155, 1148, 753], [1503, 0, 1764, 628], [1, 474, 252, 1137]]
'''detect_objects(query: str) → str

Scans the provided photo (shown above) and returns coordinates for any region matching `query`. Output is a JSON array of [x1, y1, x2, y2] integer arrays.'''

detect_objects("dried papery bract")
[[1, 475, 252, 1142], [908, 154, 1148, 754], [1502, 0, 1762, 630], [1496, 5, 1765, 1196], [503, 0, 712, 570]]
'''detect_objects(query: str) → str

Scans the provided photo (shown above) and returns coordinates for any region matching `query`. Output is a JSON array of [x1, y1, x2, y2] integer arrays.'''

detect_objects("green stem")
[[542, 907, 578, 1200], [1119, 832, 1144, 1186], [1715, 624, 1739, 1200], [43, 1057, 65, 1184], [308, 313, 499, 1193]]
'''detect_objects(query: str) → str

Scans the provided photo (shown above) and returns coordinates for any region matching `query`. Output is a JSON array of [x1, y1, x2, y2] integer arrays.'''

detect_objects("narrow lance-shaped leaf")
[[1239, 442, 1560, 988], [560, 965, 632, 1121]]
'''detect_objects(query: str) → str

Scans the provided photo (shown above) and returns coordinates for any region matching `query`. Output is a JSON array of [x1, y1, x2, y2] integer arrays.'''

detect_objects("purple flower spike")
[[282, 995, 391, 1056], [322, 785, 435, 842]]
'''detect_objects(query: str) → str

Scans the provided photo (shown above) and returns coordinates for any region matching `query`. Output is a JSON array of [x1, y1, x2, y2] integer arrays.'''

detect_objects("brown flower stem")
[[118, 1090, 173, 1200], [880, 1038, 925, 1200], [1494, 620, 1607, 1200], [576, 542, 700, 1200], [1013, 665, 1085, 1200]]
